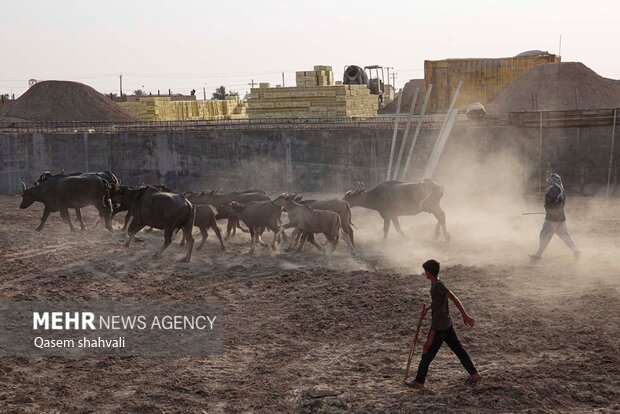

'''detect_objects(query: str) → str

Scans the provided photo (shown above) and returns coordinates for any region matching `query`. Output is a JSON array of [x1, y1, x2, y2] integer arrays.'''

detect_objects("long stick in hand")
[[403, 304, 428, 384]]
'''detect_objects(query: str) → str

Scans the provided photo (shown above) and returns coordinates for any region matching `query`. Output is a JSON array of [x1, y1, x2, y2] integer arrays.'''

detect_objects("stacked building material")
[[119, 96, 247, 121], [296, 65, 335, 87], [247, 84, 378, 119], [424, 53, 560, 112]]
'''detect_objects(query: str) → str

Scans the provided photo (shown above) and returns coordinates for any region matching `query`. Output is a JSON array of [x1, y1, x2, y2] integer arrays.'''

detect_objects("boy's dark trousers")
[[415, 325, 477, 383]]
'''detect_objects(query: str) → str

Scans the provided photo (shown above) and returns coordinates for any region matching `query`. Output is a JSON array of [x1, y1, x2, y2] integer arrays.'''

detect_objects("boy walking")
[[408, 259, 481, 388]]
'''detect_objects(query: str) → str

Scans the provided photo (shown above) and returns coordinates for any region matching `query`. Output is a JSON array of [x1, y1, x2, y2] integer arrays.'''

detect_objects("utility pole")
[[391, 72, 397, 90], [386, 67, 394, 89], [282, 72, 285, 87], [119, 74, 123, 102], [248, 79, 256, 89], [203, 85, 207, 100]]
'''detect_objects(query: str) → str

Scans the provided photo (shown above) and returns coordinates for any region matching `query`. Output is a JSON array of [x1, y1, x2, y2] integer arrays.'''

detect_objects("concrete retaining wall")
[[1, 123, 618, 195]]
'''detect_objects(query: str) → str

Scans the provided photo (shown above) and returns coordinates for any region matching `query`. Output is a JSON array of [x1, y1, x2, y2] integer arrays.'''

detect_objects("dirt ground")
[[0, 193, 618, 413]]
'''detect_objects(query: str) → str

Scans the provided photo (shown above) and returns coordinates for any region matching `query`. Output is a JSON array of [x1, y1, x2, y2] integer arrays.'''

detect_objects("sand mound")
[[2, 80, 138, 122], [487, 62, 620, 113], [381, 79, 427, 114]]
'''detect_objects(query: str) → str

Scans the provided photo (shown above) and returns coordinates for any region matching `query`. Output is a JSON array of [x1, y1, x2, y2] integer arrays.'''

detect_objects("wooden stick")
[[403, 304, 427, 384]]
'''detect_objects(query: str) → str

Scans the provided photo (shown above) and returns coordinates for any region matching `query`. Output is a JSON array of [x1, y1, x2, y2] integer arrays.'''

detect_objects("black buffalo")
[[343, 180, 450, 240], [112, 184, 173, 231], [36, 170, 121, 230], [117, 186, 195, 262], [20, 175, 113, 232]]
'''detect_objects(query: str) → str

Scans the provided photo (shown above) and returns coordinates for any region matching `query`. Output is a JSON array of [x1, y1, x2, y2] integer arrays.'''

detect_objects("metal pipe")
[[402, 85, 432, 181], [386, 90, 403, 180], [392, 87, 419, 180], [420, 81, 462, 180], [423, 108, 458, 179], [606, 108, 617, 197], [538, 111, 543, 193]]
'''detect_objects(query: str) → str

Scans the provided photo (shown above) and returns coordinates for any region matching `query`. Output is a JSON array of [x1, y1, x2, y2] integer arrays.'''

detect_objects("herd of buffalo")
[[18, 171, 450, 262]]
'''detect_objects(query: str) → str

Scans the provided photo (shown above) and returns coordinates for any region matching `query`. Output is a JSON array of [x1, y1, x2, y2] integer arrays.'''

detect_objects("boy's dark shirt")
[[545, 185, 566, 222], [431, 279, 452, 330]]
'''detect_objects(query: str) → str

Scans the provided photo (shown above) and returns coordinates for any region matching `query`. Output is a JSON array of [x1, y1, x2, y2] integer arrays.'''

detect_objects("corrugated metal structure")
[[424, 54, 560, 112]]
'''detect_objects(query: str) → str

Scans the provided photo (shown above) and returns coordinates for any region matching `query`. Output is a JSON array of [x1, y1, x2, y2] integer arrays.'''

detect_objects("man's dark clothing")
[[545, 185, 566, 222], [533, 182, 579, 257], [414, 279, 477, 383], [414, 325, 477, 383], [430, 280, 452, 330]]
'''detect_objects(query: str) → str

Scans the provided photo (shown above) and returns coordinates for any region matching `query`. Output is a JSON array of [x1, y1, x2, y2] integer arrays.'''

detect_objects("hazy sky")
[[2, 0, 619, 98]]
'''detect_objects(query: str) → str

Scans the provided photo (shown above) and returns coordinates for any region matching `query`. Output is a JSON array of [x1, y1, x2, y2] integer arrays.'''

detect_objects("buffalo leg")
[[257, 226, 269, 247], [324, 235, 338, 256], [267, 224, 281, 250], [287, 230, 302, 251], [300, 233, 320, 253], [248, 227, 257, 254], [285, 229, 300, 252], [392, 217, 406, 237], [278, 224, 296, 251], [224, 219, 234, 240], [383, 217, 391, 239], [75, 208, 86, 231], [124, 221, 145, 247], [122, 212, 132, 231], [342, 223, 355, 248], [341, 230, 356, 255], [432, 208, 450, 241], [279, 228, 289, 243], [296, 232, 308, 252], [307, 233, 325, 254], [60, 208, 76, 232], [154, 228, 174, 259], [197, 227, 208, 250], [237, 220, 249, 233], [35, 207, 51, 232], [96, 206, 113, 232], [210, 221, 226, 251], [181, 223, 194, 262]]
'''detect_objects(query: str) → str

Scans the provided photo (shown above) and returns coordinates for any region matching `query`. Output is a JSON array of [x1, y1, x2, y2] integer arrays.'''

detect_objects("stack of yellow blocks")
[[119, 97, 248, 121], [248, 64, 377, 118], [247, 83, 378, 119], [295, 65, 335, 87]]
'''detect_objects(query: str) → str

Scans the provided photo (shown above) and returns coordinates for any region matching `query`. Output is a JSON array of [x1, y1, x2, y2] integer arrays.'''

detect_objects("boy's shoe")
[[406, 379, 425, 389], [466, 372, 482, 384]]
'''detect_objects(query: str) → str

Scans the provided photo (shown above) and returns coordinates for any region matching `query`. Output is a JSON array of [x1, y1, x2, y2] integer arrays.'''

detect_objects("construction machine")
[[343, 65, 388, 106]]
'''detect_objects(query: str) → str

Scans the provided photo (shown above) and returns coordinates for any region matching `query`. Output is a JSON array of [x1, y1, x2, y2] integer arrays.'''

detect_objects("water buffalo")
[[36, 170, 121, 230], [229, 200, 284, 254], [185, 190, 270, 239], [112, 184, 174, 231], [118, 186, 195, 262], [179, 204, 225, 252], [274, 193, 353, 256], [294, 196, 356, 250], [19, 175, 113, 232], [343, 180, 449, 240], [36, 170, 120, 190]]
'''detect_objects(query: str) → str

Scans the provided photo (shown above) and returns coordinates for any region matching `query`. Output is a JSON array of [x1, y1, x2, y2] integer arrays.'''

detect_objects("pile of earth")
[[486, 62, 620, 113], [381, 79, 427, 114], [1, 80, 138, 122]]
